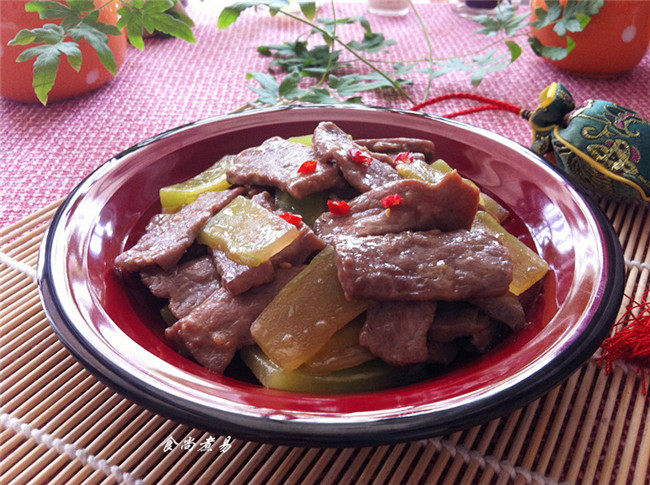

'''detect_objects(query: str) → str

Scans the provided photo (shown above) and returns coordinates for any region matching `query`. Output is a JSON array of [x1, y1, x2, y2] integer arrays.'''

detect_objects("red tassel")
[[411, 93, 525, 119], [597, 289, 650, 395]]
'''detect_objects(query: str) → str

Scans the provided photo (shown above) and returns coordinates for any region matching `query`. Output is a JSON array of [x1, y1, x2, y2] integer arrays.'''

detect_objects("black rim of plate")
[[37, 105, 625, 447]]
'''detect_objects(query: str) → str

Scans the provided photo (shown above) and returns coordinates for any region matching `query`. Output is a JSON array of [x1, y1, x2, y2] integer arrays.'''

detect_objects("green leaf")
[[278, 71, 301, 97], [474, 5, 528, 36], [328, 72, 409, 97], [25, 23, 66, 44], [259, 41, 339, 78], [88, 20, 122, 36], [144, 0, 175, 13], [549, 0, 602, 37], [566, 35, 576, 53], [8, 29, 37, 46], [528, 36, 570, 60], [299, 87, 339, 104], [575, 13, 591, 30], [299, 1, 316, 20], [58, 41, 82, 71], [67, 0, 95, 12], [31, 46, 61, 105], [146, 12, 196, 42], [505, 40, 522, 62], [117, 6, 145, 49], [470, 59, 509, 86], [530, 1, 562, 29], [423, 58, 472, 79], [26, 1, 75, 19], [16, 43, 64, 104], [218, 1, 289, 29], [68, 22, 117, 74], [246, 71, 280, 104], [348, 31, 395, 53]]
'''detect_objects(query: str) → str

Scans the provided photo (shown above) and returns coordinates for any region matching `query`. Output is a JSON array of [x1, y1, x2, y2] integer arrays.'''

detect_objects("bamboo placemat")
[[1, 197, 648, 485]]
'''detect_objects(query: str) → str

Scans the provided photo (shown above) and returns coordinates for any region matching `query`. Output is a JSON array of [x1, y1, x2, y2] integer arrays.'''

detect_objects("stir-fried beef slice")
[[427, 341, 459, 365], [470, 292, 526, 330], [211, 249, 275, 295], [227, 136, 342, 199], [334, 229, 513, 301], [146, 213, 172, 228], [115, 187, 245, 272], [250, 190, 277, 211], [271, 223, 326, 267], [360, 301, 436, 366], [140, 256, 221, 319], [314, 176, 479, 242], [167, 266, 304, 373], [312, 122, 400, 192], [428, 302, 498, 352], [355, 137, 436, 163]]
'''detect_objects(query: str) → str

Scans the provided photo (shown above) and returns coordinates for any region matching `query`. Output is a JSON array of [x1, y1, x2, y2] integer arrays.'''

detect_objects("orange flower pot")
[[530, 0, 650, 77], [0, 0, 127, 103]]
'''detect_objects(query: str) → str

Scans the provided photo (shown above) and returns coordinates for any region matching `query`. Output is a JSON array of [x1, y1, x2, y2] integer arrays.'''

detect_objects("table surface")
[[1, 2, 649, 484]]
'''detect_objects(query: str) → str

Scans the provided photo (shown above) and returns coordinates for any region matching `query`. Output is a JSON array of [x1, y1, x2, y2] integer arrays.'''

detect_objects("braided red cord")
[[411, 93, 524, 118], [439, 104, 503, 119]]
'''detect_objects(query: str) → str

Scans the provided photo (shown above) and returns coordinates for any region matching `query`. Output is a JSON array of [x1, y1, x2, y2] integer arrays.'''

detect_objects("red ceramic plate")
[[38, 106, 624, 446]]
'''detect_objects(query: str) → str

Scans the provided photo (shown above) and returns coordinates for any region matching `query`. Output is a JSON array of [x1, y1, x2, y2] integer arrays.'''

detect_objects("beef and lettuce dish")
[[114, 122, 549, 393]]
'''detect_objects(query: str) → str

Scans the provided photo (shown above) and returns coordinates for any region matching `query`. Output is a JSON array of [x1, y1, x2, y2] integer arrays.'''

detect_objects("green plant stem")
[[407, 0, 434, 102], [280, 9, 416, 104], [315, 0, 336, 89], [435, 33, 529, 61]]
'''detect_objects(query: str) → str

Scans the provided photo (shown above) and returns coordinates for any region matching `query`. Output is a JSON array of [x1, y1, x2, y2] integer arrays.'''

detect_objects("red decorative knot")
[[394, 152, 414, 164], [348, 148, 373, 166], [327, 200, 351, 215], [297, 160, 317, 174], [597, 289, 650, 395], [279, 212, 302, 226], [382, 194, 403, 209]]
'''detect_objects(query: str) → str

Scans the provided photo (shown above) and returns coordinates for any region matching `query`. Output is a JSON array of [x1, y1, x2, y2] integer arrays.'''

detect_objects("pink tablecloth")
[[1, 2, 648, 227]]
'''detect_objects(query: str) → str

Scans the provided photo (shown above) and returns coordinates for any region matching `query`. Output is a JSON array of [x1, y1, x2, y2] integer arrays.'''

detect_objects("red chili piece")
[[297, 160, 317, 174], [327, 200, 351, 215], [395, 152, 414, 164], [348, 148, 373, 166], [279, 212, 303, 226], [381, 194, 403, 209]]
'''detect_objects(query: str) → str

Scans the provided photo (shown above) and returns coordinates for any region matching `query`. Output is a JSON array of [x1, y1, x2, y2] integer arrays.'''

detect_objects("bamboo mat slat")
[[1, 199, 648, 485]]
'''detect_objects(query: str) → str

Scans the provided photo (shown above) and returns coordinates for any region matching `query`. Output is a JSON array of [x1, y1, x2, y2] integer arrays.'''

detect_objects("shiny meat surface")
[[360, 301, 436, 365], [227, 136, 342, 199], [312, 122, 400, 191], [470, 292, 526, 330], [355, 137, 436, 163], [429, 302, 498, 352], [313, 176, 479, 242], [115, 187, 244, 271], [333, 229, 513, 301], [270, 223, 326, 267], [211, 249, 275, 295], [167, 266, 304, 374], [140, 256, 220, 319]]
